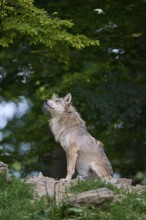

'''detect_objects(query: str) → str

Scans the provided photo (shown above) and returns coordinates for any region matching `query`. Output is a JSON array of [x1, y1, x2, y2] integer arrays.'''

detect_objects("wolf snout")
[[44, 99, 49, 106]]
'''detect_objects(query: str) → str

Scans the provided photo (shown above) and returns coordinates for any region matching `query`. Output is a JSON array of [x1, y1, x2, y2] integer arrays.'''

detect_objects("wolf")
[[44, 93, 113, 180]]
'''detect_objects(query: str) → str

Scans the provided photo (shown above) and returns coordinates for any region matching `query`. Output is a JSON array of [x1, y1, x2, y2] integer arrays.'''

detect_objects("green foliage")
[[0, 0, 99, 61], [0, 0, 146, 182]]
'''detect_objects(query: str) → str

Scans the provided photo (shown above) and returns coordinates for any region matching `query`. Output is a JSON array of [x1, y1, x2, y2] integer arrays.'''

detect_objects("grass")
[[0, 173, 146, 220], [0, 172, 48, 220], [69, 178, 117, 194]]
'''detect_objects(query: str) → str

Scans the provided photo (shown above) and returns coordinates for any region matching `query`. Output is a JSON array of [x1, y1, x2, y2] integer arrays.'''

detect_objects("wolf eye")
[[55, 99, 60, 103]]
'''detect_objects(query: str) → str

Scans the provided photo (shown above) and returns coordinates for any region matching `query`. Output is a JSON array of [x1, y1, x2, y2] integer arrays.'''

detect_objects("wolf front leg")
[[65, 145, 79, 181]]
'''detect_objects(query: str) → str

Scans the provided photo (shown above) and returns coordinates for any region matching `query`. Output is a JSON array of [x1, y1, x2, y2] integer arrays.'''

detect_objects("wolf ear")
[[64, 93, 72, 104], [52, 93, 57, 100]]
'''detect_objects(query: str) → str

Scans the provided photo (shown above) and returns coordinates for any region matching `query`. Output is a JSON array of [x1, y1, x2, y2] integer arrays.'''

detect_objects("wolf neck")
[[49, 106, 85, 142]]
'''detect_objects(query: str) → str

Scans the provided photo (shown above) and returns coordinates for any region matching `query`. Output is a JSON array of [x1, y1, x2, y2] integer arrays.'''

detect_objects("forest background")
[[0, 0, 146, 184]]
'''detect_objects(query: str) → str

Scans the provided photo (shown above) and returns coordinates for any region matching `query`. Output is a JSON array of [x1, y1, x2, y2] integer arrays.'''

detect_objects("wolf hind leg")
[[89, 162, 110, 178]]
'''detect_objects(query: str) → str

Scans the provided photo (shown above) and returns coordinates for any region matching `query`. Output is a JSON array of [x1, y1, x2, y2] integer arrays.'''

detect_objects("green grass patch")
[[0, 173, 48, 220], [69, 178, 117, 194]]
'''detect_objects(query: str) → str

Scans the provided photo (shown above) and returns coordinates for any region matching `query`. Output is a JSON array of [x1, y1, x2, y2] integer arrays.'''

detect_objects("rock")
[[116, 178, 132, 185], [135, 184, 146, 189], [26, 175, 56, 197], [102, 177, 118, 184], [102, 177, 133, 189], [25, 174, 76, 203], [25, 175, 114, 205], [135, 184, 146, 192], [67, 187, 114, 206], [25, 174, 146, 205], [0, 161, 11, 181]]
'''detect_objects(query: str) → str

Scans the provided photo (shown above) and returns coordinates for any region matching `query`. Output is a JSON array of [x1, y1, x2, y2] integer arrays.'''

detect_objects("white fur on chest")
[[50, 118, 60, 141], [49, 118, 66, 143], [50, 118, 72, 152]]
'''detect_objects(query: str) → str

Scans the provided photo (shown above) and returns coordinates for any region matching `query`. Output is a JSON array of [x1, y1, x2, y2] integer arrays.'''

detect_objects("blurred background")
[[0, 0, 146, 184]]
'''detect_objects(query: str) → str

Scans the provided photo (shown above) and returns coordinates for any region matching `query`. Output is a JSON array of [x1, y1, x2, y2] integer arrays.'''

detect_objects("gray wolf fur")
[[44, 93, 113, 180]]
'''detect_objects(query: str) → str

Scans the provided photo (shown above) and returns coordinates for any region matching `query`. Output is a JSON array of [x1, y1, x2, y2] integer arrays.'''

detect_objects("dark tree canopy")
[[0, 0, 146, 183]]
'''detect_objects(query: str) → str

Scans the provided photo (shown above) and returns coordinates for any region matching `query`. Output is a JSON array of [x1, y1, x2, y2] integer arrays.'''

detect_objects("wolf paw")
[[60, 178, 71, 182]]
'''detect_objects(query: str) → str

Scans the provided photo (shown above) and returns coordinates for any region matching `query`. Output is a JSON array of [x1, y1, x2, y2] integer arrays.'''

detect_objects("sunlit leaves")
[[0, 0, 99, 61]]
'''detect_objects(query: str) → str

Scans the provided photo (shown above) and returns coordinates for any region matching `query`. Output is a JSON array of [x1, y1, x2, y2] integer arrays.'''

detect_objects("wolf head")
[[44, 93, 72, 116]]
